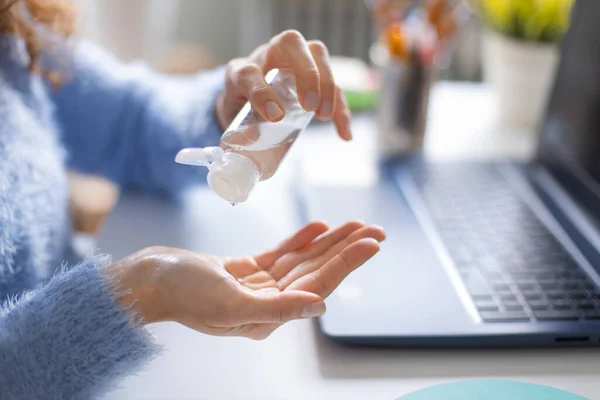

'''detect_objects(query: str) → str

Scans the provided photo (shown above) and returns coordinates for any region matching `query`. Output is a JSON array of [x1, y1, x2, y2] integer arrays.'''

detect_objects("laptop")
[[298, 0, 600, 347]]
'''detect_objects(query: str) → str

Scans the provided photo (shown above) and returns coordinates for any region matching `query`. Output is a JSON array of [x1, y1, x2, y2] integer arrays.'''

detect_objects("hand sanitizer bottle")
[[175, 69, 314, 204]]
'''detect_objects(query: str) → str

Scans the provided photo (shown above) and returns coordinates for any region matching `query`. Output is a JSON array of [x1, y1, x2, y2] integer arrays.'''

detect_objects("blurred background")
[[75, 0, 479, 80], [73, 0, 573, 133]]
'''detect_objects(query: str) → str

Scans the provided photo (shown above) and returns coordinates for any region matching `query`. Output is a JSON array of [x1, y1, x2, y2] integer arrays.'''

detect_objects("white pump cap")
[[175, 147, 259, 203], [206, 152, 259, 203]]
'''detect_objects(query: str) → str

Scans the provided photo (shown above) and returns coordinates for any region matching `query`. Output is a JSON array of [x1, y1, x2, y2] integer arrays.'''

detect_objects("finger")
[[333, 87, 352, 140], [224, 256, 261, 279], [237, 270, 278, 291], [237, 270, 277, 285], [268, 220, 364, 280], [248, 44, 270, 72], [277, 225, 385, 289], [270, 30, 320, 111], [254, 221, 329, 268], [228, 58, 286, 122], [286, 238, 380, 298], [314, 225, 386, 267], [242, 280, 279, 291], [297, 220, 367, 261], [235, 290, 325, 324], [307, 40, 336, 120]]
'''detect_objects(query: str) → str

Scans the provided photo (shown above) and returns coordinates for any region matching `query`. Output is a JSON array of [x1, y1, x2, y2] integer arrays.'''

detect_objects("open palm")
[[223, 220, 385, 338], [121, 221, 385, 340]]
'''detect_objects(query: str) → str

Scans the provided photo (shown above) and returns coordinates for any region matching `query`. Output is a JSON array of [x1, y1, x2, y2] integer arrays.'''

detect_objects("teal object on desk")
[[398, 380, 589, 400]]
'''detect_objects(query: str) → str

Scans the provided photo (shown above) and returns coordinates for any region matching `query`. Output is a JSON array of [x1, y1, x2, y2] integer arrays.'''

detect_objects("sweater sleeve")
[[51, 40, 225, 195], [0, 256, 158, 400]]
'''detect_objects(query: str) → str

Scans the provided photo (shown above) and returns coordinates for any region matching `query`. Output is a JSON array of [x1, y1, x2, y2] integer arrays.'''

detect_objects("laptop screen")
[[538, 0, 600, 221]]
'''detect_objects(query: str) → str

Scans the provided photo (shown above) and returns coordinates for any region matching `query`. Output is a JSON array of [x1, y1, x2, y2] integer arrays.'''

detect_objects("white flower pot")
[[481, 29, 559, 132]]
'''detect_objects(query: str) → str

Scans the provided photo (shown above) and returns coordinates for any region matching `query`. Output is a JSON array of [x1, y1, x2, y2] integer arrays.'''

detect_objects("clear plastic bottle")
[[175, 69, 314, 204]]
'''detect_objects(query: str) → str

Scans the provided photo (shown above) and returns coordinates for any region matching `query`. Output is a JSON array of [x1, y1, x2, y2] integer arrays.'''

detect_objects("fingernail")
[[346, 123, 353, 140], [266, 101, 284, 120], [373, 225, 386, 241], [319, 99, 333, 117], [304, 91, 319, 111], [301, 302, 326, 318]]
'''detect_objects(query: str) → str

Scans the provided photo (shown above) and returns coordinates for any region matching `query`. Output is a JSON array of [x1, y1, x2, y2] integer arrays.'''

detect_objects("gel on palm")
[[175, 69, 314, 204]]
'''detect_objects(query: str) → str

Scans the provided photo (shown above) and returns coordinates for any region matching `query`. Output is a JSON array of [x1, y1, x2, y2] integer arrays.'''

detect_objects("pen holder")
[[376, 58, 434, 157]]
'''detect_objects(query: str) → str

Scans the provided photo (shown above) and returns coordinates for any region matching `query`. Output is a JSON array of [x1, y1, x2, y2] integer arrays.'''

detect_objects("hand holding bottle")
[[177, 31, 355, 203], [107, 221, 385, 340], [215, 30, 352, 141]]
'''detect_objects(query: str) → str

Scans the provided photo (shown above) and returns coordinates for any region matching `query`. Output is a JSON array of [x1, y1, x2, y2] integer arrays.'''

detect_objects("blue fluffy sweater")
[[0, 35, 224, 399]]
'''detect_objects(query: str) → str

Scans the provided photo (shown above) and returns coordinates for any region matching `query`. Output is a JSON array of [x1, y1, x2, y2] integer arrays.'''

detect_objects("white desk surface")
[[100, 83, 600, 400]]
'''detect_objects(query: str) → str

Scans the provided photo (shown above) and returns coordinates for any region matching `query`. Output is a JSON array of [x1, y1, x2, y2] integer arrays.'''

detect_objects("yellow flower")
[[474, 0, 574, 42], [480, 0, 511, 28]]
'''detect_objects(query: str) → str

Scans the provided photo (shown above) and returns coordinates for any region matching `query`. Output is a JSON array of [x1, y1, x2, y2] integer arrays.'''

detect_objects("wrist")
[[105, 256, 165, 325]]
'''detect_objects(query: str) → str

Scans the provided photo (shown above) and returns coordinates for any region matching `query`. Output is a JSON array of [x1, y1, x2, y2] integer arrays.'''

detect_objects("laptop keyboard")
[[408, 163, 600, 323]]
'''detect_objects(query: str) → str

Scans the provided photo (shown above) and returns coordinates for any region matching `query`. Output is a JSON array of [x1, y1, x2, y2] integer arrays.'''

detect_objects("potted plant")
[[474, 0, 574, 131]]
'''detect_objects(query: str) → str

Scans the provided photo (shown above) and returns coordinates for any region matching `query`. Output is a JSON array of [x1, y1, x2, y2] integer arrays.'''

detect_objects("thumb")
[[239, 290, 326, 324]]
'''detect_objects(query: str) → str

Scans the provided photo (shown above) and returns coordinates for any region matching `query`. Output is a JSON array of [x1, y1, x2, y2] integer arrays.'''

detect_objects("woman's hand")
[[215, 30, 352, 140], [108, 221, 384, 340]]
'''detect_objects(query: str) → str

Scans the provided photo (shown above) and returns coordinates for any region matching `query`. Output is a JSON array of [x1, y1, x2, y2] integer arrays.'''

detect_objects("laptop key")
[[567, 290, 586, 299], [504, 305, 523, 311], [503, 265, 522, 273], [540, 282, 559, 291], [464, 271, 491, 297], [486, 272, 505, 282], [512, 277, 537, 285], [527, 300, 549, 310], [545, 291, 563, 299], [555, 271, 572, 279], [499, 293, 517, 301], [475, 300, 499, 311], [581, 282, 596, 291], [523, 293, 541, 300], [561, 282, 580, 290], [535, 273, 554, 281], [480, 310, 530, 322], [582, 310, 600, 320], [550, 298, 572, 309], [503, 299, 522, 308], [574, 299, 595, 309], [534, 310, 579, 321], [517, 283, 535, 291]]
